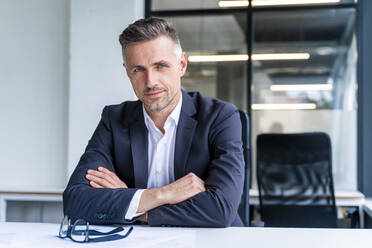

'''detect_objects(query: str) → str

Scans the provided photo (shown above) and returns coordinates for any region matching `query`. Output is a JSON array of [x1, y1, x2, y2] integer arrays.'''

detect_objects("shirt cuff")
[[125, 189, 145, 220]]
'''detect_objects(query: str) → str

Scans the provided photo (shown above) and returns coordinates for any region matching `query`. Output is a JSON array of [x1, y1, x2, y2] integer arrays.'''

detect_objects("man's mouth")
[[144, 90, 164, 98]]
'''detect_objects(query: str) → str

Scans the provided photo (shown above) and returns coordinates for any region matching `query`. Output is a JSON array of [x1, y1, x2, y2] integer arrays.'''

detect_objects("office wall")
[[0, 0, 143, 189], [68, 0, 142, 177], [1, 0, 144, 223], [0, 0, 69, 189]]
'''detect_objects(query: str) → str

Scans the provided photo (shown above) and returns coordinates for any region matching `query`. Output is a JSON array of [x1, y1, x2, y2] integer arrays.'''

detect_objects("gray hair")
[[119, 18, 182, 63]]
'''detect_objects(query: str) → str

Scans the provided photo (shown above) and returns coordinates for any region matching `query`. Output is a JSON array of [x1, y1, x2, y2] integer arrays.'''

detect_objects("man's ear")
[[180, 52, 188, 77]]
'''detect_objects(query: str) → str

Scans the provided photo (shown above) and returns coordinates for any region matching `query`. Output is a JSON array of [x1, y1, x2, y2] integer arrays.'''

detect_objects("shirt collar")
[[168, 93, 182, 126]]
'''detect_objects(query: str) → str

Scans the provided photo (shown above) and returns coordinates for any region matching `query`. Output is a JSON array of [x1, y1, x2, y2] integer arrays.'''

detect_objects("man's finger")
[[86, 174, 114, 188], [87, 169, 117, 186], [191, 181, 205, 193], [98, 167, 125, 187], [184, 173, 205, 188], [98, 166, 114, 175], [90, 181, 103, 188], [194, 176, 205, 186], [98, 171, 118, 186], [185, 172, 205, 184], [111, 173, 128, 188], [98, 167, 128, 188], [185, 174, 206, 193], [87, 168, 128, 188]]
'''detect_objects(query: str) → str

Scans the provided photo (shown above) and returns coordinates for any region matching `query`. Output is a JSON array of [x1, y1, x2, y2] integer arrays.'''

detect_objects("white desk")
[[0, 189, 365, 225], [0, 222, 372, 248]]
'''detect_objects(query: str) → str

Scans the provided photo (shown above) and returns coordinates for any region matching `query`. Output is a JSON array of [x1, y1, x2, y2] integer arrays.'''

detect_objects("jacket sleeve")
[[63, 106, 139, 224], [147, 105, 245, 227]]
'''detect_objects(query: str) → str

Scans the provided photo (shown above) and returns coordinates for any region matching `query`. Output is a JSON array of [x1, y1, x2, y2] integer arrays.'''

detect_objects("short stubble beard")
[[144, 89, 180, 113]]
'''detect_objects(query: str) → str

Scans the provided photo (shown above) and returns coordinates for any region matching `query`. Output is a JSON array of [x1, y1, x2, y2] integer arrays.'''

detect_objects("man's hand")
[[86, 167, 128, 189], [86, 168, 205, 216], [138, 213, 147, 222], [137, 173, 206, 213], [161, 172, 206, 205]]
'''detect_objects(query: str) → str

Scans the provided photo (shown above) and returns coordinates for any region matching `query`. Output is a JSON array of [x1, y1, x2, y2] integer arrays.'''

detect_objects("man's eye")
[[134, 68, 144, 72], [158, 64, 166, 69]]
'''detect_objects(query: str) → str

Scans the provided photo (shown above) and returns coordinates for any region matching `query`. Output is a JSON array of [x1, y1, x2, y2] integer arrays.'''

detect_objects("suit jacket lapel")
[[129, 103, 148, 188], [174, 91, 197, 180]]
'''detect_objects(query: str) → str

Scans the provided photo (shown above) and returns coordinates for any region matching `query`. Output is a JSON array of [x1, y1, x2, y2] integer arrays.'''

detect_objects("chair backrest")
[[256, 132, 337, 228], [238, 110, 251, 227]]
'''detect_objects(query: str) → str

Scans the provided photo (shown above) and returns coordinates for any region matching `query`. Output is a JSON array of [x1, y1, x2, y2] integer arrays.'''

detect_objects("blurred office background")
[[151, 0, 358, 190], [0, 0, 371, 224]]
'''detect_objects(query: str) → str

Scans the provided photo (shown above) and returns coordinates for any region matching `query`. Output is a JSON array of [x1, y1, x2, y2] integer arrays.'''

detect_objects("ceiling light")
[[252, 53, 310, 60], [188, 53, 310, 62], [253, 0, 340, 6], [270, 84, 333, 91], [252, 103, 317, 110], [218, 0, 249, 7], [218, 0, 340, 8], [188, 54, 248, 62]]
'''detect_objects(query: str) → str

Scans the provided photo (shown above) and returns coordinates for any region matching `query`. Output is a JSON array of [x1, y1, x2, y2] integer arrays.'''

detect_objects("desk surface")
[[1, 222, 372, 248]]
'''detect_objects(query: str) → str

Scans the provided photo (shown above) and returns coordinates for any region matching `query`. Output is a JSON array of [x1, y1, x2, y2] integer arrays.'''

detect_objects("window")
[[148, 0, 358, 190], [163, 14, 247, 111], [252, 8, 357, 189]]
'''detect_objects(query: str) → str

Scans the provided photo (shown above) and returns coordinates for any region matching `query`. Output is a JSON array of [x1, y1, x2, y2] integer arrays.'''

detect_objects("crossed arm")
[[64, 103, 244, 227], [86, 167, 206, 222]]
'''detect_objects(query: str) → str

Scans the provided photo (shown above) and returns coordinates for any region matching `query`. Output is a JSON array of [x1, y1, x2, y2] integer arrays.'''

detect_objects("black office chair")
[[256, 132, 337, 228], [238, 110, 251, 227]]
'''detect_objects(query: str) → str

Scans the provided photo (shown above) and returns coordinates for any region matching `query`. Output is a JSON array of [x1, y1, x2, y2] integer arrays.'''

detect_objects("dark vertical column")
[[247, 1, 253, 117], [357, 0, 372, 196], [246, 0, 253, 226], [145, 0, 151, 18], [247, 1, 253, 188]]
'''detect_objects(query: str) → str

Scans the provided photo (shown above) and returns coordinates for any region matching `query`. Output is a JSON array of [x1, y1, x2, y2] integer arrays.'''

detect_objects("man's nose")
[[145, 70, 157, 88]]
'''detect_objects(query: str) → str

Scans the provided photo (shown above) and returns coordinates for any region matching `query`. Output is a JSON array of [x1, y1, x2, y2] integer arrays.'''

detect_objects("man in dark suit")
[[63, 18, 244, 227]]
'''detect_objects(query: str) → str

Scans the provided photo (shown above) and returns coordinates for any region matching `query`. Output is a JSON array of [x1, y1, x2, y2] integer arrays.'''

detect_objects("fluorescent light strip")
[[188, 54, 248, 62], [270, 84, 333, 91], [219, 0, 248, 7], [188, 53, 309, 62], [252, 103, 317, 110], [252, 53, 310, 60], [253, 0, 340, 6], [218, 0, 340, 8]]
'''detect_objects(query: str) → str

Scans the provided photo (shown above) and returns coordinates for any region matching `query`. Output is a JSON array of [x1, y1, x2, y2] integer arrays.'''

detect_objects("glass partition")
[[251, 8, 357, 189], [152, 0, 356, 11], [160, 14, 248, 111], [150, 1, 358, 191]]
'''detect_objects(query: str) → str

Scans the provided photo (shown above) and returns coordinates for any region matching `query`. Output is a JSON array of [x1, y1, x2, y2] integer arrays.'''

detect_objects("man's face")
[[124, 35, 187, 114]]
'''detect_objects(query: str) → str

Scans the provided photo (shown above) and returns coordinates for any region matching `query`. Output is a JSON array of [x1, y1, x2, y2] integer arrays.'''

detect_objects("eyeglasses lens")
[[71, 219, 88, 242], [59, 216, 69, 238]]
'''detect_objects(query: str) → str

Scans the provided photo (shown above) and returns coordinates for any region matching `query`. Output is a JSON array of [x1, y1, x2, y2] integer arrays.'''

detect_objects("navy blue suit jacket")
[[63, 91, 244, 227]]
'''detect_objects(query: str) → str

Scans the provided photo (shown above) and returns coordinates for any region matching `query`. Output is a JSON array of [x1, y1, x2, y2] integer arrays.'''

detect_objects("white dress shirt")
[[125, 95, 182, 220]]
